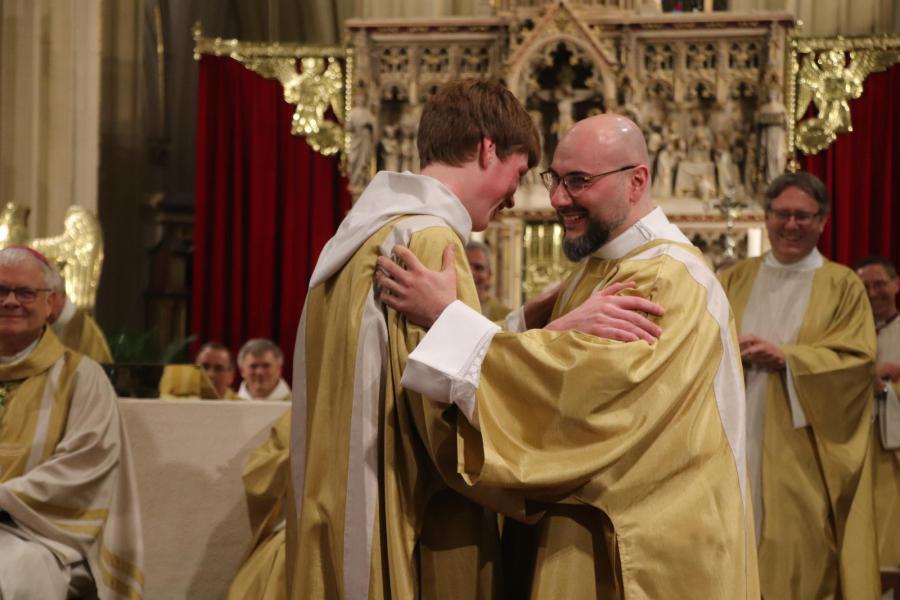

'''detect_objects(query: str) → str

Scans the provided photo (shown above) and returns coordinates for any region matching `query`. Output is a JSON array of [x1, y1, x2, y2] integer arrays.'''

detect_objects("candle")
[[746, 228, 762, 257]]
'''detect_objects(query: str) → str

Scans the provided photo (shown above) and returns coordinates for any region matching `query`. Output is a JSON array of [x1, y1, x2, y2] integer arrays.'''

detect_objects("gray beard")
[[562, 217, 615, 261]]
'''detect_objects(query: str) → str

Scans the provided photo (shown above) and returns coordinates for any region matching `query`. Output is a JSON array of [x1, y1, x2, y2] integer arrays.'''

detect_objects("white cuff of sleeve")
[[504, 307, 527, 333], [879, 384, 900, 450], [401, 300, 501, 424], [785, 364, 809, 429]]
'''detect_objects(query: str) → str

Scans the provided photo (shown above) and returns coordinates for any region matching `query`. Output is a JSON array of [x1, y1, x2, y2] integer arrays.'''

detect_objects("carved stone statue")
[[347, 97, 376, 193], [697, 173, 717, 204], [757, 85, 787, 184], [688, 113, 713, 163], [536, 79, 596, 139], [524, 110, 547, 187], [399, 104, 422, 173], [652, 142, 676, 198], [715, 145, 737, 198], [381, 124, 401, 172], [674, 115, 716, 199]]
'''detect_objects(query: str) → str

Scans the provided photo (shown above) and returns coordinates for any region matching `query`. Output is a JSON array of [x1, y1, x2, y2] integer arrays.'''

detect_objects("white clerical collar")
[[0, 332, 41, 364], [876, 312, 899, 333], [308, 171, 472, 288], [51, 298, 77, 335], [238, 377, 290, 401], [592, 207, 688, 260], [763, 247, 823, 271]]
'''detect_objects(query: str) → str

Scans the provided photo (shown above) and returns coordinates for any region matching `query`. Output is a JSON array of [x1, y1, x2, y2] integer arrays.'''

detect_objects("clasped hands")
[[738, 334, 785, 371], [374, 244, 665, 344]]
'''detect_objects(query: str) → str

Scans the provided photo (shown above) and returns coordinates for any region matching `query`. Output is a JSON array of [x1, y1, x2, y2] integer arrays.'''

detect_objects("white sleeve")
[[879, 383, 900, 450], [503, 307, 527, 333], [785, 364, 810, 429], [401, 300, 501, 426]]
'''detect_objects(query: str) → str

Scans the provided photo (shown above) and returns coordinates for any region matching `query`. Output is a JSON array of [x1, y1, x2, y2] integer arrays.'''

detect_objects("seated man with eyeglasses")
[[378, 114, 757, 599], [196, 341, 238, 399], [719, 172, 880, 599], [0, 246, 142, 599]]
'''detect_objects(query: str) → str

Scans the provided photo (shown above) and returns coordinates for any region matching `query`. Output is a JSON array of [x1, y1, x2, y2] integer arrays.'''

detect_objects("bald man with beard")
[[378, 114, 758, 599]]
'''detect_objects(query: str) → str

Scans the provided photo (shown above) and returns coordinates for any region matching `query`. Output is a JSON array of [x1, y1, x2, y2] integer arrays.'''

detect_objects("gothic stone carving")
[[347, 2, 791, 305], [349, 4, 792, 215]]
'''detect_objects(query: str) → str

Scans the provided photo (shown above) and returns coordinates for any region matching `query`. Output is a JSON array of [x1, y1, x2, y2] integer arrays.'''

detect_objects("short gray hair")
[[0, 247, 54, 288], [238, 338, 283, 364]]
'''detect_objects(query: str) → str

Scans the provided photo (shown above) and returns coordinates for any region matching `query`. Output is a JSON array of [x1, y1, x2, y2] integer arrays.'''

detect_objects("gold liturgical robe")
[[228, 411, 291, 600], [875, 316, 900, 566], [290, 172, 520, 600], [0, 329, 143, 599], [481, 296, 511, 321], [403, 208, 757, 599], [52, 301, 113, 364], [721, 256, 880, 599]]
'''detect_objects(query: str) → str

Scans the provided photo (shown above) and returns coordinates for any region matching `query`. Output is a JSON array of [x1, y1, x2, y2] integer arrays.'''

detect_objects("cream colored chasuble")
[[405, 208, 758, 600], [291, 172, 521, 600], [875, 316, 900, 565], [741, 248, 822, 539], [0, 329, 143, 600], [721, 255, 879, 600]]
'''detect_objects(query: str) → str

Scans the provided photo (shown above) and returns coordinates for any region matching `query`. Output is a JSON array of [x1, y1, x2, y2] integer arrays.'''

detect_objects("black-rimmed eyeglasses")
[[765, 208, 822, 226], [0, 285, 52, 303], [540, 165, 637, 197]]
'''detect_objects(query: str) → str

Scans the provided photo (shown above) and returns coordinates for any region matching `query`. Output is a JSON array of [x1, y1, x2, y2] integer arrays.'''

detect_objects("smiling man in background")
[[854, 255, 900, 570], [465, 241, 511, 320], [196, 341, 237, 399], [720, 172, 879, 599], [238, 338, 290, 401]]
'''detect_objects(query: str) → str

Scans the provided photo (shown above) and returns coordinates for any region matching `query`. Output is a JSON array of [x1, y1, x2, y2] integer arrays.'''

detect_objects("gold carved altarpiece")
[[347, 1, 793, 305], [192, 9, 899, 309]]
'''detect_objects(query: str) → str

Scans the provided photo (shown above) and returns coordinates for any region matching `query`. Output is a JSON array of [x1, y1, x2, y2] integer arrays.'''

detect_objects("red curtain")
[[801, 62, 900, 269], [194, 54, 351, 379]]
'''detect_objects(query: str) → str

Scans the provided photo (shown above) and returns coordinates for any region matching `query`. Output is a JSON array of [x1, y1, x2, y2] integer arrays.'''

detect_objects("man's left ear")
[[630, 165, 650, 199]]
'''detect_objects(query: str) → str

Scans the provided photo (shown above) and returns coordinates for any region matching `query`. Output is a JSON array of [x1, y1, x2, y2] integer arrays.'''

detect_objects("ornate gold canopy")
[[193, 25, 352, 160], [788, 35, 900, 156], [191, 13, 898, 309]]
